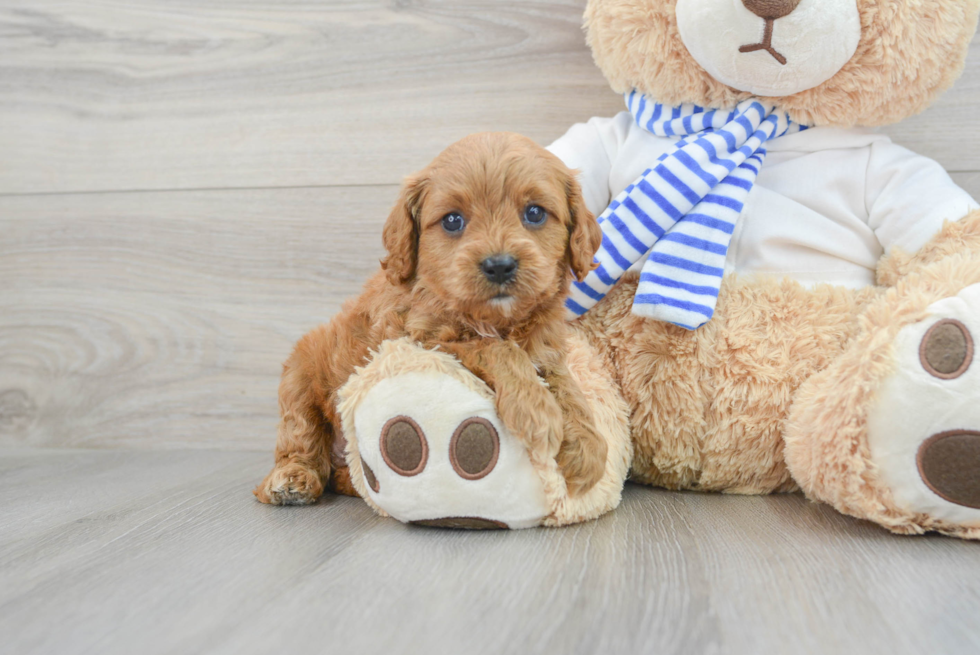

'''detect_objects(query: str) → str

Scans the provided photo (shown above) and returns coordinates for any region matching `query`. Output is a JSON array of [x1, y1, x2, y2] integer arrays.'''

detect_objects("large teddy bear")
[[308, 0, 980, 538]]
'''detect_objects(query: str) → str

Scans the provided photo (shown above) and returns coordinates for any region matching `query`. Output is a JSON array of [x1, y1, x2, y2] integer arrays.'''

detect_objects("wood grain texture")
[[1, 448, 978, 655], [952, 171, 980, 199], [0, 2, 977, 195], [0, 187, 398, 450], [0, 0, 623, 194]]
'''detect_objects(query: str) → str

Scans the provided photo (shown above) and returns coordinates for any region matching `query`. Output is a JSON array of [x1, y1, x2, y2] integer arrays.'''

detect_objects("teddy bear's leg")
[[786, 255, 980, 538], [866, 286, 980, 523], [341, 346, 552, 529], [577, 273, 870, 495]]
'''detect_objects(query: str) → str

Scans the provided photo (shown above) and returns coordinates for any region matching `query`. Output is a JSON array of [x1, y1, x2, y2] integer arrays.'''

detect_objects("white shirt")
[[548, 111, 979, 288]]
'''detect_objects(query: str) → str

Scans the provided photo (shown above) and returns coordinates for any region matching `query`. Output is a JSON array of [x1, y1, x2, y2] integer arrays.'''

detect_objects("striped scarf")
[[566, 93, 806, 330]]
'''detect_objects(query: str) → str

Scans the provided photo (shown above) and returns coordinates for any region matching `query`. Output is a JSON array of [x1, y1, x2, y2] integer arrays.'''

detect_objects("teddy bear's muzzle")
[[676, 0, 862, 96]]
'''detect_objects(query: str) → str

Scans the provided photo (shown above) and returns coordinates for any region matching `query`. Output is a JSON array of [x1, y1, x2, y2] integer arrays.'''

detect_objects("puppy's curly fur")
[[255, 132, 606, 506]]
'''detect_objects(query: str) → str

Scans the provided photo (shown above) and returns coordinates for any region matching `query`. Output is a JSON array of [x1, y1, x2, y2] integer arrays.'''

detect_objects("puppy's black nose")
[[480, 254, 518, 285]]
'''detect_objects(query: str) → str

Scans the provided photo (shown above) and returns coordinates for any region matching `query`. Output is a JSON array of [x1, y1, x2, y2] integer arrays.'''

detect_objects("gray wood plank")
[[886, 36, 980, 173], [1, 448, 978, 655], [0, 2, 976, 196], [0, 187, 397, 450], [0, 0, 623, 195], [952, 171, 980, 199]]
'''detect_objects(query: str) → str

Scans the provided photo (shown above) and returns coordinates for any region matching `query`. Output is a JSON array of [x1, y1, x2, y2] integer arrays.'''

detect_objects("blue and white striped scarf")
[[566, 93, 806, 330]]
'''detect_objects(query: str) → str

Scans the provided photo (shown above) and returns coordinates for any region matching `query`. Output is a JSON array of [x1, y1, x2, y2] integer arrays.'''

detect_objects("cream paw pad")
[[337, 337, 632, 529]]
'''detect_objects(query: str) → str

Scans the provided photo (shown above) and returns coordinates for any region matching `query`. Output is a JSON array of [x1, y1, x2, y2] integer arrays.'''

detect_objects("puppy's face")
[[382, 133, 601, 326]]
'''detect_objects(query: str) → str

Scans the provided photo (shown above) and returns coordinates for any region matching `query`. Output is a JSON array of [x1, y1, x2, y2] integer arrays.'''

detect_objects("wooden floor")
[[3, 2, 980, 653], [1, 448, 979, 655]]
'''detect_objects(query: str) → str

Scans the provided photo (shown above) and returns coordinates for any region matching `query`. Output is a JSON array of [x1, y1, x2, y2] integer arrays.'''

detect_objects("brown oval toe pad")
[[411, 517, 508, 530], [362, 460, 380, 493], [450, 418, 500, 480], [917, 430, 980, 509], [381, 416, 428, 477], [920, 319, 973, 379]]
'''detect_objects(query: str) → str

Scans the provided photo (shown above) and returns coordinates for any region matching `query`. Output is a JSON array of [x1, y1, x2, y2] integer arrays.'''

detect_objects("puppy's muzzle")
[[481, 254, 519, 285]]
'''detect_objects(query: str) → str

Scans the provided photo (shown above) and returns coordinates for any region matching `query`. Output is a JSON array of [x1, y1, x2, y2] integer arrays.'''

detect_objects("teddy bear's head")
[[585, 0, 979, 126]]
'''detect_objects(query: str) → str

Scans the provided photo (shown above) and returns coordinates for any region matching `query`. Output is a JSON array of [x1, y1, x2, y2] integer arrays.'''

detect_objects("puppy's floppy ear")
[[565, 171, 602, 283], [381, 174, 427, 285]]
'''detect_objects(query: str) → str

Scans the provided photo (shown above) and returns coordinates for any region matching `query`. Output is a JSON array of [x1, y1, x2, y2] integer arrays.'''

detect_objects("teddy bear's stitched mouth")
[[738, 0, 803, 66], [739, 18, 789, 66]]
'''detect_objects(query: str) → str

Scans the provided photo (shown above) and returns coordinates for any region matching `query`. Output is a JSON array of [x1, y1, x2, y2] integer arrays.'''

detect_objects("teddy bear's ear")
[[565, 171, 602, 283], [381, 174, 427, 285]]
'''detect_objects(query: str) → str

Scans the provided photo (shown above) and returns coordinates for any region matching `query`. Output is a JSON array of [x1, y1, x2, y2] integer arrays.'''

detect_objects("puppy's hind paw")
[[254, 461, 324, 505]]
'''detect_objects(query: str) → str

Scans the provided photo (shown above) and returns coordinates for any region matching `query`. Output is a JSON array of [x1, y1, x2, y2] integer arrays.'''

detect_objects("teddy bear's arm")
[[877, 209, 980, 286], [865, 139, 980, 285]]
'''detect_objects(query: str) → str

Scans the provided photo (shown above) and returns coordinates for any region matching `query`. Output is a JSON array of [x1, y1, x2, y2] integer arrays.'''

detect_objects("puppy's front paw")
[[254, 461, 324, 505], [557, 423, 608, 497], [494, 385, 564, 462]]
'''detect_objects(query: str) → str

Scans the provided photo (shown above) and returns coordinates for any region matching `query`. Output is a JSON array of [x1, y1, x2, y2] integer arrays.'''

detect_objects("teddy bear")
[[327, 0, 980, 538]]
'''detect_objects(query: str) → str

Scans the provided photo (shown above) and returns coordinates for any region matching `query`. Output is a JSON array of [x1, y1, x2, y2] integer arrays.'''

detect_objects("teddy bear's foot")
[[336, 341, 552, 529], [335, 338, 632, 529], [865, 283, 980, 533], [361, 408, 550, 529], [786, 280, 980, 539]]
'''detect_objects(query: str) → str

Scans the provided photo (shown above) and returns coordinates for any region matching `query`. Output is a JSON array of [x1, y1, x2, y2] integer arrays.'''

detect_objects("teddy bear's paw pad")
[[411, 517, 508, 530], [917, 431, 980, 510], [449, 418, 500, 480], [380, 417, 428, 477], [919, 319, 974, 380], [352, 371, 550, 529], [866, 283, 980, 526]]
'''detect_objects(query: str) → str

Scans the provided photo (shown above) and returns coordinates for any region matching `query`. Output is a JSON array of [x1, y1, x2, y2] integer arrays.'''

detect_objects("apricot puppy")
[[255, 132, 607, 506]]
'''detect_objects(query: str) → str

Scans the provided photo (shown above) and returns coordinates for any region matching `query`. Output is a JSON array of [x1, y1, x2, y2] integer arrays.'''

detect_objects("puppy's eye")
[[523, 205, 547, 227], [441, 212, 465, 234]]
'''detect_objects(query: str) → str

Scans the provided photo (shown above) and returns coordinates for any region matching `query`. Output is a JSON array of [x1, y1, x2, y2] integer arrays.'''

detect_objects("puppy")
[[255, 132, 607, 506]]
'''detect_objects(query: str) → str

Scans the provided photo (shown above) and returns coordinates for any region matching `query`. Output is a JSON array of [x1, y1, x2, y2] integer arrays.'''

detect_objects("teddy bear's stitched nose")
[[742, 0, 802, 20]]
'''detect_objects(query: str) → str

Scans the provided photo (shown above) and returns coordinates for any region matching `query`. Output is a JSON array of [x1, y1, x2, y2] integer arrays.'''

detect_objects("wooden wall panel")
[[0, 187, 393, 449], [0, 0, 623, 194], [0, 3, 976, 195]]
